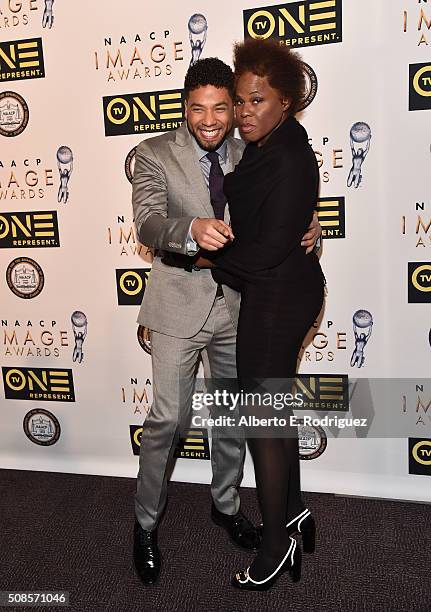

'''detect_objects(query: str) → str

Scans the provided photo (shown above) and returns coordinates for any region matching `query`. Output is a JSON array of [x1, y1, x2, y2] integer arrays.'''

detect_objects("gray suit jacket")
[[132, 122, 245, 338]]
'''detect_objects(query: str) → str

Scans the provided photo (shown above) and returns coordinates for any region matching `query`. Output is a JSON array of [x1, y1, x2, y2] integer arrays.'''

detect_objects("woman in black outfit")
[[200, 39, 325, 591]]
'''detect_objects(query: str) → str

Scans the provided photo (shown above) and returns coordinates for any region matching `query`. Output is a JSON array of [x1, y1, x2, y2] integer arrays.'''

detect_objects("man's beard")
[[187, 121, 228, 152]]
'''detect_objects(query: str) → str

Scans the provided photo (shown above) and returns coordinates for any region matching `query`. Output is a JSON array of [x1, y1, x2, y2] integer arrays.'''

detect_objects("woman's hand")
[[301, 211, 322, 254], [194, 255, 215, 268]]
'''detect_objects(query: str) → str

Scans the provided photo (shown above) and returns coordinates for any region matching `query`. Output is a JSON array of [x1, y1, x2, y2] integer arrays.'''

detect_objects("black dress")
[[212, 116, 325, 385]]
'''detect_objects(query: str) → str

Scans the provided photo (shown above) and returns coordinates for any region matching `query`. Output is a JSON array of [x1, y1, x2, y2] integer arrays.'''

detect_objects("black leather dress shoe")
[[133, 520, 161, 585], [211, 503, 261, 551]]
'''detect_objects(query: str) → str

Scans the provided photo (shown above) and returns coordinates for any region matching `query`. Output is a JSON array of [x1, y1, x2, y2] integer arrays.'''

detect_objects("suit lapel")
[[169, 124, 214, 217], [224, 136, 245, 223], [226, 136, 244, 171]]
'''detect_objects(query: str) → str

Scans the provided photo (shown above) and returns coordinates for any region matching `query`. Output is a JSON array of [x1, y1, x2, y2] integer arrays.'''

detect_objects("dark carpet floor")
[[0, 469, 430, 612]]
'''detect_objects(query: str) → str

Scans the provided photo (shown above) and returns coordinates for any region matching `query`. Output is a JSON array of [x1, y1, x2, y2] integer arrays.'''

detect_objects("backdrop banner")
[[1, 0, 431, 502]]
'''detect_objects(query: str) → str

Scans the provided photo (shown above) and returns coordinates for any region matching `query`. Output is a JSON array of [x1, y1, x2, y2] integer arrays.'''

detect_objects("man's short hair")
[[184, 58, 235, 99]]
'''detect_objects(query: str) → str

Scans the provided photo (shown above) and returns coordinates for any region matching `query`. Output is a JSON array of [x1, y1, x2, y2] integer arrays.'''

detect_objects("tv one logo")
[[0, 211, 60, 248], [316, 196, 345, 239], [409, 63, 431, 111], [293, 374, 349, 411], [116, 268, 151, 305], [243, 0, 342, 49], [408, 262, 431, 303], [130, 426, 210, 459], [103, 89, 184, 136], [0, 37, 45, 82], [409, 438, 431, 476], [174, 428, 211, 460], [2, 367, 75, 402]]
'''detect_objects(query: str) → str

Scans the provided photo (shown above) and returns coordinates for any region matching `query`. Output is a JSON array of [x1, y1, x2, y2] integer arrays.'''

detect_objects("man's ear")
[[282, 97, 290, 112], [184, 98, 189, 118]]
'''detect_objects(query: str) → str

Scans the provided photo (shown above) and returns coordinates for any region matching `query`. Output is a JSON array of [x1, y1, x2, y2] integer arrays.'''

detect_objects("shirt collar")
[[192, 135, 228, 163]]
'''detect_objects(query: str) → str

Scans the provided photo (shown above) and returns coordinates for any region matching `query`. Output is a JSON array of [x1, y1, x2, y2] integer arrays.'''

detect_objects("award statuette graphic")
[[350, 309, 373, 368], [57, 146, 73, 203], [43, 0, 54, 29], [71, 310, 87, 363], [188, 14, 208, 67], [347, 122, 371, 189]]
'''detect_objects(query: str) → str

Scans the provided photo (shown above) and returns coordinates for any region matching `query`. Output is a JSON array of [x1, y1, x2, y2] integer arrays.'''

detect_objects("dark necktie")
[[206, 151, 227, 220]]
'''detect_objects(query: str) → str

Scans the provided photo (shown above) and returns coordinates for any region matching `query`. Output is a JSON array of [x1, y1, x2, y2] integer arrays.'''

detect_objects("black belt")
[[160, 252, 223, 296], [160, 251, 199, 272]]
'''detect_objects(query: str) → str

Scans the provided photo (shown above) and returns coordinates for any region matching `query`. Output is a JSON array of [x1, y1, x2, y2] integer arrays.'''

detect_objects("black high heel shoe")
[[286, 508, 315, 554], [231, 536, 301, 591], [256, 508, 316, 554]]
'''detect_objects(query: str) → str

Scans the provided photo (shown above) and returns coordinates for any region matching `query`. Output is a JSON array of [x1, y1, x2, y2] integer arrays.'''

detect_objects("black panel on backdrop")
[[407, 262, 431, 303], [0, 211, 59, 248], [103, 89, 185, 136], [0, 37, 45, 82], [116, 268, 150, 305], [243, 0, 342, 49], [2, 367, 75, 402], [409, 63, 431, 111], [294, 374, 349, 411], [317, 196, 345, 239], [409, 438, 431, 475]]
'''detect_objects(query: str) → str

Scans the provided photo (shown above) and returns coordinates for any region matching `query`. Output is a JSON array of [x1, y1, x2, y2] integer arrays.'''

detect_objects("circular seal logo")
[[298, 63, 318, 112], [137, 325, 152, 354], [23, 409, 61, 446], [298, 420, 327, 460], [6, 257, 44, 299], [0, 91, 30, 137], [125, 146, 136, 184]]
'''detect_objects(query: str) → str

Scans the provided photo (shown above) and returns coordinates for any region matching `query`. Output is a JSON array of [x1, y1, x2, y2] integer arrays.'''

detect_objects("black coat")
[[211, 115, 324, 289]]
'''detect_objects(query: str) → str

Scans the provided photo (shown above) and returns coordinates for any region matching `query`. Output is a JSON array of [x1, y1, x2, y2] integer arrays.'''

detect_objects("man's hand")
[[191, 218, 234, 251], [301, 210, 322, 254]]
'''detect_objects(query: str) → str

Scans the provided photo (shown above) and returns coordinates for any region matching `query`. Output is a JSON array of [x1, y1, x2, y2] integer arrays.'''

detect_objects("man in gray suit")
[[131, 58, 321, 585]]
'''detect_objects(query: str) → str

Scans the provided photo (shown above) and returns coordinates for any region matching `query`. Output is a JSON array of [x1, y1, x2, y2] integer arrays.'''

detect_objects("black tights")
[[247, 432, 303, 579], [236, 280, 324, 579]]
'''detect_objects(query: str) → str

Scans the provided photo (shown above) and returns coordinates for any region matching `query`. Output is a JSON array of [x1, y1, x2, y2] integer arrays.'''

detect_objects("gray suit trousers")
[[135, 295, 245, 530]]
